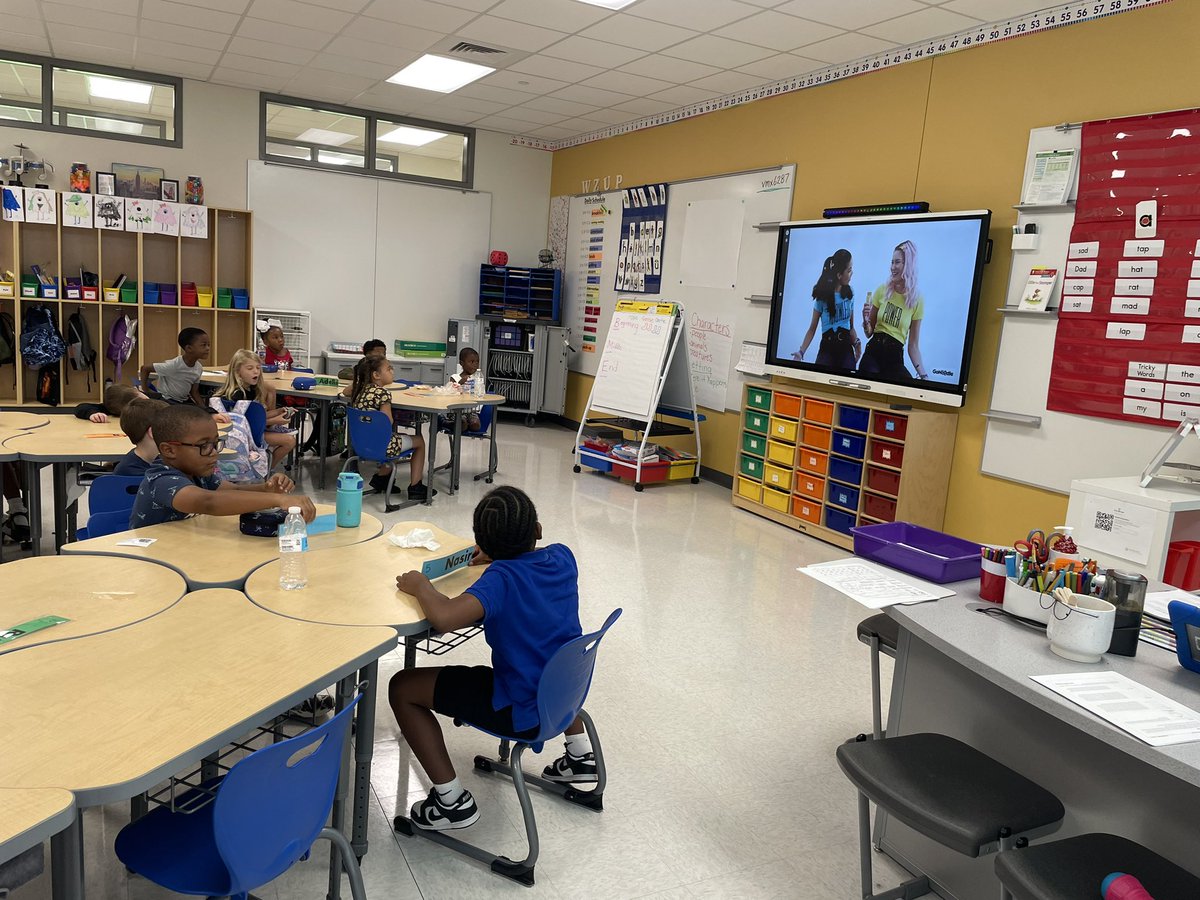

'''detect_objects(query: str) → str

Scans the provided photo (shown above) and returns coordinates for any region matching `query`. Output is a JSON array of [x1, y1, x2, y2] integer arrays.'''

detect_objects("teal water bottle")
[[336, 471, 363, 528]]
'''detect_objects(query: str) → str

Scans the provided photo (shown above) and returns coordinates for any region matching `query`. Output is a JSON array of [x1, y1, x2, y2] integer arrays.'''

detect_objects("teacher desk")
[[0, 588, 397, 900], [61, 502, 382, 589]]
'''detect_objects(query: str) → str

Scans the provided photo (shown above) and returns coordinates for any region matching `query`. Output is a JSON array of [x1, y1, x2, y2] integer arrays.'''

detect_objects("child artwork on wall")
[[25, 189, 55, 224], [179, 204, 208, 239], [154, 201, 179, 236], [62, 192, 93, 228], [95, 196, 124, 231], [2, 186, 23, 222], [125, 197, 152, 233]]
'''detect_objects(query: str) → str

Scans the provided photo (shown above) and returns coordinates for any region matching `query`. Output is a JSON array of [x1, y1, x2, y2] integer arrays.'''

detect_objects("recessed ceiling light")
[[297, 127, 356, 146], [87, 76, 152, 104], [573, 0, 639, 9], [387, 54, 494, 93], [378, 125, 446, 147]]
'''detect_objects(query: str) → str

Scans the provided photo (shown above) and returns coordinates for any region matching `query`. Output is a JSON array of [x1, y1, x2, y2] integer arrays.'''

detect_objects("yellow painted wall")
[[551, 1, 1191, 543]]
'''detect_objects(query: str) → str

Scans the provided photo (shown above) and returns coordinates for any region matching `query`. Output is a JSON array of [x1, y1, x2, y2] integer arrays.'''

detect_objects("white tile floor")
[[11, 420, 919, 899]]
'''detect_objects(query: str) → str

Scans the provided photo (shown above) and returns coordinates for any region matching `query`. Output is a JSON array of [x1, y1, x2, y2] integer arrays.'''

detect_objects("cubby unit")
[[732, 382, 957, 551], [478, 264, 562, 324]]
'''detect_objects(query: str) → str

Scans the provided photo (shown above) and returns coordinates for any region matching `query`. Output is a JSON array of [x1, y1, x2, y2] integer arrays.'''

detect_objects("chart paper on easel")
[[591, 307, 675, 421]]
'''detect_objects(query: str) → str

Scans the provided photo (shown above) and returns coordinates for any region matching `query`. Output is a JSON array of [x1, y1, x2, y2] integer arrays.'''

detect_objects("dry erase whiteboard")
[[590, 310, 675, 421]]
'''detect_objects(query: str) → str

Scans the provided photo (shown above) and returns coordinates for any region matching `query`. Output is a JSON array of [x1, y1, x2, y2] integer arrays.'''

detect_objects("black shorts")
[[432, 665, 539, 740]]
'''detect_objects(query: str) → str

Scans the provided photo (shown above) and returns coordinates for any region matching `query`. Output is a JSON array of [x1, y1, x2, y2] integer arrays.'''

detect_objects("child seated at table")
[[213, 349, 296, 468], [349, 355, 432, 501], [389, 486, 589, 831], [129, 405, 315, 529], [261, 325, 294, 369], [339, 339, 387, 386], [74, 382, 146, 423], [445, 346, 483, 433], [113, 398, 168, 477], [139, 327, 213, 407]]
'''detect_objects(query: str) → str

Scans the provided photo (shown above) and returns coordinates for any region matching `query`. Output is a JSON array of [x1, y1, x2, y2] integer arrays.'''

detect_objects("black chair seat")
[[996, 833, 1200, 900], [857, 614, 900, 653], [835, 733, 1064, 857]]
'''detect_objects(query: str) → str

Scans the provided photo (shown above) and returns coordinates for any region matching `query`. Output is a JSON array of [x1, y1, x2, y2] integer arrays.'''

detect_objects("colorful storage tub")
[[798, 448, 829, 476], [769, 416, 798, 444], [762, 486, 790, 513], [103, 282, 121, 302], [792, 496, 821, 524], [795, 473, 824, 500], [81, 284, 98, 301], [0, 280, 13, 297], [619, 459, 669, 484], [870, 440, 905, 468], [745, 410, 769, 435], [64, 277, 82, 300], [232, 288, 250, 310], [120, 282, 137, 304], [832, 429, 867, 459], [866, 465, 901, 496], [217, 287, 233, 309], [742, 432, 767, 457], [40, 277, 59, 299], [828, 482, 860, 512], [162, 284, 178, 306], [873, 412, 909, 441], [197, 286, 214, 308], [828, 456, 863, 486], [802, 423, 831, 451], [143, 282, 160, 305], [763, 463, 792, 492], [746, 386, 772, 410], [852, 522, 981, 583], [579, 450, 612, 473], [803, 398, 834, 425], [181, 282, 198, 306], [864, 492, 898, 522], [668, 459, 697, 480], [739, 454, 764, 480], [20, 276, 38, 298], [737, 477, 762, 503], [825, 506, 857, 535], [773, 393, 802, 419], [766, 440, 795, 466], [838, 404, 870, 432]]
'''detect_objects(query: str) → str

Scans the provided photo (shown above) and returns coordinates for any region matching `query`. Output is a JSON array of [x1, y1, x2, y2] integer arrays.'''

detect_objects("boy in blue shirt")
[[391, 486, 588, 831], [113, 398, 167, 477], [129, 404, 315, 528]]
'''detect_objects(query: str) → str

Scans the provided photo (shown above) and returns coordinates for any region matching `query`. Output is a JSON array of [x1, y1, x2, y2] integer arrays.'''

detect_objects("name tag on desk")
[[421, 546, 475, 580]]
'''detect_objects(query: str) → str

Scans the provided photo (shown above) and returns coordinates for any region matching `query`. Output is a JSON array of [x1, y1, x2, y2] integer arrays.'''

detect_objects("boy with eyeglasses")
[[129, 404, 316, 529]]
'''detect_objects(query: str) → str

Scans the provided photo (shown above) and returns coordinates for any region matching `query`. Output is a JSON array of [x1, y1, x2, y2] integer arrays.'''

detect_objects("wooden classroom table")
[[61, 502, 383, 590], [0, 556, 186, 654], [0, 589, 397, 900], [0, 411, 49, 430], [0, 787, 74, 867]]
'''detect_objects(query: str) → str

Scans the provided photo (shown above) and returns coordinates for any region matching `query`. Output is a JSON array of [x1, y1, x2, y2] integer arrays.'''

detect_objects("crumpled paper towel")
[[389, 527, 441, 551]]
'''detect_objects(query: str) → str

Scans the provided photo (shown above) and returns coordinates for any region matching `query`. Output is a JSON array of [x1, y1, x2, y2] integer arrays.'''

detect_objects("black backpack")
[[20, 304, 66, 369], [65, 307, 97, 389], [0, 310, 14, 367]]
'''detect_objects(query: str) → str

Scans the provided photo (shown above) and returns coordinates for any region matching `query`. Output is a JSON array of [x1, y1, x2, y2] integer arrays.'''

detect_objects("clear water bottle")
[[278, 506, 308, 590]]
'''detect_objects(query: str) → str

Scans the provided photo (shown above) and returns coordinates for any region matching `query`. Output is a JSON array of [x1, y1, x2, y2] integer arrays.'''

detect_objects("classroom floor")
[[14, 419, 920, 900]]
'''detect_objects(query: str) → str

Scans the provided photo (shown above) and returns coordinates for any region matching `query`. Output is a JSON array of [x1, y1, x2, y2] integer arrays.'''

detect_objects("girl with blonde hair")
[[859, 240, 929, 381], [214, 349, 296, 467]]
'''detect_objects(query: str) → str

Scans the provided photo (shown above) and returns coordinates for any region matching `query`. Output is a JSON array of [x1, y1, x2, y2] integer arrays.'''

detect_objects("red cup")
[[980, 558, 1006, 603]]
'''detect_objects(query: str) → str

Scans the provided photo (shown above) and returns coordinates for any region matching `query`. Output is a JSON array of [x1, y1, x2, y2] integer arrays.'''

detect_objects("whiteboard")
[[564, 165, 794, 412], [981, 126, 1200, 493], [591, 310, 675, 421], [248, 160, 491, 356]]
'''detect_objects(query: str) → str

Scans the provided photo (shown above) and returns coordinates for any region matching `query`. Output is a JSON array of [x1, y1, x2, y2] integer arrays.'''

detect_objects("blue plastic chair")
[[342, 407, 415, 513], [395, 608, 622, 886], [114, 693, 366, 900], [436, 403, 497, 490], [78, 474, 143, 540]]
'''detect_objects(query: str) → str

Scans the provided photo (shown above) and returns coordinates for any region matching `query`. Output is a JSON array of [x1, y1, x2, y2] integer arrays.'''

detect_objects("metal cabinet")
[[448, 317, 570, 425]]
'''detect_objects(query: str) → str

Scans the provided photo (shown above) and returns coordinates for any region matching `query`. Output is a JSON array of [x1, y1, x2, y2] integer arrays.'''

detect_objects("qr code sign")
[[1094, 512, 1115, 533]]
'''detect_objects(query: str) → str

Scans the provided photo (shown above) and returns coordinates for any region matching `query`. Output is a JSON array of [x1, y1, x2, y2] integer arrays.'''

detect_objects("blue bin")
[[828, 482, 860, 512], [832, 429, 867, 459], [825, 506, 857, 535], [143, 282, 159, 305], [838, 405, 870, 432], [232, 288, 250, 310], [828, 456, 863, 486]]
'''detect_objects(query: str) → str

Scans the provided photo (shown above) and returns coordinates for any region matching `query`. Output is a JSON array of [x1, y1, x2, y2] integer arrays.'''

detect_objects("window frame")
[[260, 93, 475, 190], [0, 50, 182, 147]]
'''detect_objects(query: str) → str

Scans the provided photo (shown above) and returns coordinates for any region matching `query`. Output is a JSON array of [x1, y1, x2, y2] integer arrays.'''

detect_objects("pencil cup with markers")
[[979, 547, 1008, 603]]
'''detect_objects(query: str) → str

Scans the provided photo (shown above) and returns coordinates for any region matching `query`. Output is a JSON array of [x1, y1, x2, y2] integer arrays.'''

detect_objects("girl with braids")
[[790, 248, 861, 369], [389, 486, 588, 831], [859, 240, 929, 381], [349, 355, 432, 501]]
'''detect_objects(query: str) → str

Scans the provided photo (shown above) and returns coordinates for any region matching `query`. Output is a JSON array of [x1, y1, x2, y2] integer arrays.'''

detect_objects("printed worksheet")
[[1031, 671, 1200, 746], [799, 560, 953, 609]]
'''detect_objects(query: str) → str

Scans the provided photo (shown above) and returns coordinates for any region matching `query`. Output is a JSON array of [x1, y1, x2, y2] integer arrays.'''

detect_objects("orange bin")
[[802, 423, 832, 450], [804, 398, 834, 424], [795, 473, 824, 500], [798, 448, 829, 476], [792, 496, 822, 524], [773, 393, 802, 419]]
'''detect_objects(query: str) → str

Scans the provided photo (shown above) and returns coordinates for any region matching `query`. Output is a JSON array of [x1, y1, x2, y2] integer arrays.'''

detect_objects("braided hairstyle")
[[473, 486, 539, 560]]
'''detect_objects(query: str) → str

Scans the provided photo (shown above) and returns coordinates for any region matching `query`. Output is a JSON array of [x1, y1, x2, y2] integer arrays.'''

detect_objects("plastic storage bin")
[[766, 440, 795, 466], [828, 456, 863, 486], [64, 277, 82, 300], [866, 465, 901, 496], [798, 448, 829, 476], [181, 283, 197, 306], [803, 398, 834, 424], [746, 387, 772, 410], [742, 433, 766, 456], [197, 286, 214, 308], [850, 522, 981, 583], [873, 412, 909, 441], [838, 405, 870, 432], [737, 477, 762, 503], [773, 393, 802, 419], [161, 284, 178, 306], [769, 416, 798, 444], [81, 284, 98, 301], [802, 423, 832, 450], [828, 482, 860, 512], [792, 496, 821, 524], [825, 506, 857, 535], [762, 486, 790, 513], [0, 280, 13, 297], [763, 463, 792, 493], [870, 440, 905, 468], [579, 451, 612, 473], [832, 430, 867, 459], [232, 288, 250, 310], [103, 282, 121, 302], [745, 410, 769, 435], [20, 276, 38, 298], [40, 277, 59, 299], [739, 454, 764, 480], [795, 473, 824, 500], [143, 282, 160, 305], [864, 492, 898, 522], [120, 282, 138, 304], [217, 288, 233, 309]]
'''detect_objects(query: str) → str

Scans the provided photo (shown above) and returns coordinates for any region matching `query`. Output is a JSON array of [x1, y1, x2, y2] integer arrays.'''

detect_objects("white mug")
[[1047, 593, 1116, 663]]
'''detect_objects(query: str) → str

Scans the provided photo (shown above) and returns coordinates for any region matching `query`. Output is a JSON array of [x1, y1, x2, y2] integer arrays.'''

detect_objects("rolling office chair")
[[115, 693, 366, 900], [434, 403, 498, 491], [395, 609, 622, 886], [343, 408, 416, 513], [77, 474, 142, 540]]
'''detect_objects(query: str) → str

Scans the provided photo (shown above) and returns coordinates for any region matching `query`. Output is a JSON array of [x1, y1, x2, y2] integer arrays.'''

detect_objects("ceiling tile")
[[0, 0, 42, 16], [799, 31, 894, 63], [863, 6, 981, 42], [611, 96, 676, 116], [418, 94, 503, 114], [629, 0, 761, 32], [339, 17, 443, 52], [550, 84, 633, 108], [3, 13, 45, 36], [225, 36, 318, 65], [556, 116, 610, 133], [43, 3, 136, 33], [523, 95, 599, 117], [285, 70, 380, 99], [690, 70, 767, 94], [942, 0, 1054, 19], [410, 107, 480, 125], [351, 82, 441, 112], [60, 0, 138, 13], [650, 84, 720, 106], [220, 52, 303, 78], [142, 0, 241, 34], [507, 54, 605, 83], [0, 33, 51, 55], [489, 0, 613, 32], [495, 106, 563, 125], [472, 114, 546, 132], [237, 17, 333, 51], [439, 0, 501, 10], [134, 53, 215, 80], [775, 0, 924, 30], [361, 0, 478, 32], [526, 124, 574, 139], [247, 0, 355, 33], [457, 83, 538, 105], [580, 70, 674, 97], [211, 67, 290, 91], [48, 23, 135, 50], [662, 34, 774, 68], [578, 13, 697, 52], [325, 34, 423, 66], [141, 41, 224, 65], [141, 19, 232, 50], [455, 16, 568, 53], [51, 41, 134, 67], [309, 53, 398, 80], [619, 55, 721, 84], [163, 0, 251, 12], [736, 52, 824, 79], [715, 10, 842, 52], [480, 69, 568, 95], [572, 106, 636, 125], [541, 35, 645, 68]]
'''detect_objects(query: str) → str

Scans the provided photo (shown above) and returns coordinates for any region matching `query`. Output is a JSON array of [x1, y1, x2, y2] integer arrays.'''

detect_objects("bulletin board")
[[564, 164, 795, 412]]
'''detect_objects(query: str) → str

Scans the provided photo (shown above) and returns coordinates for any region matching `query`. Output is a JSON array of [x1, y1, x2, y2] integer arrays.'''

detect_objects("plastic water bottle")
[[336, 471, 363, 528], [474, 374, 485, 398], [278, 506, 308, 590]]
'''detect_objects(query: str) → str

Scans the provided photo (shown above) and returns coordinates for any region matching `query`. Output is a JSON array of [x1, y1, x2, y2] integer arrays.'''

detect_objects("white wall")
[[473, 129, 552, 266]]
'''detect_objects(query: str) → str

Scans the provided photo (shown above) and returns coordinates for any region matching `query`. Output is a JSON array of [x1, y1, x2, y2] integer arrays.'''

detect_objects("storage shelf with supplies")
[[478, 264, 562, 324]]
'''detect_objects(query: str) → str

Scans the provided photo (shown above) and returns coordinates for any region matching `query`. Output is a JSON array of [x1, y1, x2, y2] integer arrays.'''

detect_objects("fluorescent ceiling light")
[[573, 0, 639, 8], [317, 150, 362, 166], [86, 116, 144, 136], [297, 127, 356, 146], [87, 75, 152, 104], [387, 54, 493, 93], [378, 125, 446, 146]]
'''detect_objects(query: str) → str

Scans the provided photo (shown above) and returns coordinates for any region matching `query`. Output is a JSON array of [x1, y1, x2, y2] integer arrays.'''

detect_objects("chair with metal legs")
[[856, 614, 900, 739]]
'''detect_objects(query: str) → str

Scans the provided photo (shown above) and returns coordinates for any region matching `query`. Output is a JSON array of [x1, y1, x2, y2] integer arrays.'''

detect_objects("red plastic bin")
[[873, 412, 909, 441], [1166, 540, 1200, 590], [863, 492, 897, 522], [870, 440, 905, 468], [866, 465, 901, 496]]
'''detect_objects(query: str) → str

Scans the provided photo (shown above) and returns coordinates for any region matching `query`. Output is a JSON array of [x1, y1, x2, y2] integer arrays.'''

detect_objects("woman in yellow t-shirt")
[[859, 240, 930, 381]]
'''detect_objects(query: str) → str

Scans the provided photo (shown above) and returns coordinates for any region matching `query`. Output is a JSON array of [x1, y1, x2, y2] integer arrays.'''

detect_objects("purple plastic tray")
[[851, 521, 981, 583]]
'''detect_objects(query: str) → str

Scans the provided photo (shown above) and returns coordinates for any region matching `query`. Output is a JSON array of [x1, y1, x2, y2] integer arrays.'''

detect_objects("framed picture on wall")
[[112, 163, 164, 200], [160, 179, 178, 202], [96, 172, 115, 196]]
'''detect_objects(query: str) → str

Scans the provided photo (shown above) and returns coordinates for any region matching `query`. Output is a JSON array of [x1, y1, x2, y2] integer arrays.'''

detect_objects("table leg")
[[351, 660, 379, 861], [423, 412, 436, 507], [318, 400, 331, 491], [404, 634, 418, 669], [51, 814, 84, 900], [451, 411, 463, 494], [327, 675, 354, 900], [52, 463, 68, 553], [0, 459, 6, 564], [25, 461, 42, 557]]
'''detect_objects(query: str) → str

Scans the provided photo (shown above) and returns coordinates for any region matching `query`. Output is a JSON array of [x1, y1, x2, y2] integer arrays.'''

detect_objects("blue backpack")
[[20, 304, 66, 368]]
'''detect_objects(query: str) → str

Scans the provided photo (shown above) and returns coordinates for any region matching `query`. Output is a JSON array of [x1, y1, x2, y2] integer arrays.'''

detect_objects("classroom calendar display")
[[570, 194, 610, 355], [614, 183, 667, 294], [1049, 109, 1200, 427]]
